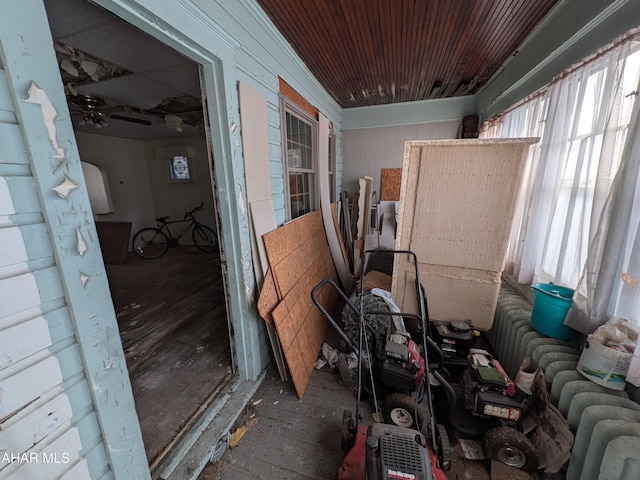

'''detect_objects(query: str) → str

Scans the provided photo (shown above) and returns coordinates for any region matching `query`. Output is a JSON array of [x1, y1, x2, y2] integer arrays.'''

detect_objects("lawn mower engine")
[[380, 332, 425, 392], [366, 423, 438, 480], [461, 348, 530, 422], [339, 421, 448, 480], [431, 320, 476, 363]]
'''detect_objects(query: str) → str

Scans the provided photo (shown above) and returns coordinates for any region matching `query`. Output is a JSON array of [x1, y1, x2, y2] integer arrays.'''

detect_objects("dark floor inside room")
[[105, 248, 232, 466]]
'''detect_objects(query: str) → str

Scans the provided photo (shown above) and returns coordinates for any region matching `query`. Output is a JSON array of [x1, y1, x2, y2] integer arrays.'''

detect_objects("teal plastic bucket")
[[530, 283, 575, 340]]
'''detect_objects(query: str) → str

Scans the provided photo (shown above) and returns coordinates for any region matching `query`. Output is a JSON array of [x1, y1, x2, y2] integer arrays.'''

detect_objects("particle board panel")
[[272, 299, 297, 352], [398, 264, 502, 330], [262, 210, 326, 297], [393, 138, 537, 329], [257, 268, 279, 328], [380, 168, 403, 201], [272, 226, 327, 297], [272, 295, 329, 400], [397, 139, 536, 272], [262, 210, 324, 266], [261, 209, 338, 398]]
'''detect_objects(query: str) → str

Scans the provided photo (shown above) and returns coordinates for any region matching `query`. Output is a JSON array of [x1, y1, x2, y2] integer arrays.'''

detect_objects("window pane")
[[289, 172, 312, 219], [284, 103, 316, 220], [286, 111, 313, 171], [170, 155, 190, 180]]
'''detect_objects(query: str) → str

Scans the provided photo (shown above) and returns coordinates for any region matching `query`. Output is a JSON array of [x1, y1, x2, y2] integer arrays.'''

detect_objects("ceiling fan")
[[69, 94, 153, 128]]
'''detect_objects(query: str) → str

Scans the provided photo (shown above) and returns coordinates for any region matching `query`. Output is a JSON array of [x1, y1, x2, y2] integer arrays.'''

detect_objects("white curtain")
[[481, 30, 640, 334], [494, 95, 548, 277], [525, 44, 636, 290], [566, 68, 640, 333]]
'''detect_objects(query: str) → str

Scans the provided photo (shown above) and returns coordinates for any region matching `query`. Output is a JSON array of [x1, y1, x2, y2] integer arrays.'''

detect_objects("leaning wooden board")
[[261, 210, 339, 398], [392, 138, 538, 330]]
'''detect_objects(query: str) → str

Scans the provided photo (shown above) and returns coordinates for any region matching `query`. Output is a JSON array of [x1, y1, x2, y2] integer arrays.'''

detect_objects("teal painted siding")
[[0, 1, 149, 479]]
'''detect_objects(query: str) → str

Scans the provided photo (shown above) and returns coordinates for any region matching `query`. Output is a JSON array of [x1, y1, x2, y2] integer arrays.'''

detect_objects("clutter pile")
[[578, 317, 639, 390]]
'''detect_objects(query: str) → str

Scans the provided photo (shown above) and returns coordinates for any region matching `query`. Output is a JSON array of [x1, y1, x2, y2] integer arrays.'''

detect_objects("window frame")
[[280, 96, 319, 220]]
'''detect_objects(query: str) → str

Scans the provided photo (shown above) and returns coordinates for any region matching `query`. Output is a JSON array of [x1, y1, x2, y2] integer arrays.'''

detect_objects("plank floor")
[[199, 335, 502, 480], [104, 247, 232, 465], [203, 359, 369, 480]]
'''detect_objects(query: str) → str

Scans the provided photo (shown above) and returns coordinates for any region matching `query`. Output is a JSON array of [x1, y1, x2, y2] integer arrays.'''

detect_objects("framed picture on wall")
[[157, 145, 195, 184]]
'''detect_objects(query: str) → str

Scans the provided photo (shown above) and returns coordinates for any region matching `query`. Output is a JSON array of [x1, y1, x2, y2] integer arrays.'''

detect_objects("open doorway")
[[43, 0, 234, 469]]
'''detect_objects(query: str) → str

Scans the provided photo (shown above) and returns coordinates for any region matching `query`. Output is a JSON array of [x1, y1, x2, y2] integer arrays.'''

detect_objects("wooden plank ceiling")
[[256, 0, 560, 108]]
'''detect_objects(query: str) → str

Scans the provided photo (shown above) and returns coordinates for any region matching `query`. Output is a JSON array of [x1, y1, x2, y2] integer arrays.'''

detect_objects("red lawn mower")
[[312, 250, 449, 480]]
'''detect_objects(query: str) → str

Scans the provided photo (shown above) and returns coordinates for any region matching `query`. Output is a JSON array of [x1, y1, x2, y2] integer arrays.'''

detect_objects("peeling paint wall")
[[2, 0, 343, 477], [0, 2, 149, 479], [0, 76, 111, 480]]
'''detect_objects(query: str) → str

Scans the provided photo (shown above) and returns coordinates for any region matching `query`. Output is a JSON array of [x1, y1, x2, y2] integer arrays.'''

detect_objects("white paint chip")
[[80, 273, 90, 287], [52, 175, 79, 198], [24, 82, 66, 164], [230, 122, 238, 133], [76, 228, 88, 256], [237, 189, 246, 216]]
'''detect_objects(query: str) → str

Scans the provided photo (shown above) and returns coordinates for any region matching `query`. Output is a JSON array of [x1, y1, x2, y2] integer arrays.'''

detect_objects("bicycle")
[[132, 203, 218, 259]]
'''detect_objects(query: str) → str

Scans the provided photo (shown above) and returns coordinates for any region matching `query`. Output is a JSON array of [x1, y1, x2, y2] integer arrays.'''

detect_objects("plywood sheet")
[[380, 168, 402, 201], [393, 138, 537, 329], [263, 210, 325, 297], [261, 210, 339, 398], [257, 269, 279, 328]]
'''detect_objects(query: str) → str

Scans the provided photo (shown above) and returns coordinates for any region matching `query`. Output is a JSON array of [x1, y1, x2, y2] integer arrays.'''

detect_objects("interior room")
[[43, 0, 234, 468]]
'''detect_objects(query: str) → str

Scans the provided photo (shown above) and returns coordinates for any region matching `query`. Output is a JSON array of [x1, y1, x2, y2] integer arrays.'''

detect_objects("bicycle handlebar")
[[184, 202, 205, 219]]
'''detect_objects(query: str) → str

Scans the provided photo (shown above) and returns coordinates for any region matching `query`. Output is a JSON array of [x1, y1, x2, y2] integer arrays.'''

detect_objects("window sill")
[[502, 273, 535, 305]]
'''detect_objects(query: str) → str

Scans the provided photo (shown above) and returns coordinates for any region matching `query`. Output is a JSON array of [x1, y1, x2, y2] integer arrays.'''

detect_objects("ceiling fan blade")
[[105, 114, 152, 126]]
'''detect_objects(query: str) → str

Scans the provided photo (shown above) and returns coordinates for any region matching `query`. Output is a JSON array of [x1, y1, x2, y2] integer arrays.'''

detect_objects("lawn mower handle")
[[311, 278, 359, 354]]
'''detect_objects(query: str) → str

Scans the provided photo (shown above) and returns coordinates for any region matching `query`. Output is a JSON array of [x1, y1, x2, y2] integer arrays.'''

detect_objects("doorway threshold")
[[151, 371, 266, 480]]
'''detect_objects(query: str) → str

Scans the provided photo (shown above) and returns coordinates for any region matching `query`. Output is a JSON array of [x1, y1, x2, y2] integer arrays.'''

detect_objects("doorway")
[[43, 0, 234, 468]]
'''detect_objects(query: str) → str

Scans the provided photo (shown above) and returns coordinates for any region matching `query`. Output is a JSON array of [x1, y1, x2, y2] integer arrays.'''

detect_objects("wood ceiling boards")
[[257, 0, 560, 108]]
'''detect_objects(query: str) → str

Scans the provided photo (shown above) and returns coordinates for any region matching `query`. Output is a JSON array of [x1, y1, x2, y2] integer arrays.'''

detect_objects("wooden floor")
[[98, 250, 508, 480], [105, 247, 232, 466], [200, 336, 500, 480], [202, 358, 370, 480]]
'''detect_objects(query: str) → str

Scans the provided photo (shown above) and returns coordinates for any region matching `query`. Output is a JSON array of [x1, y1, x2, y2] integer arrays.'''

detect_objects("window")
[[540, 47, 640, 287], [282, 99, 317, 220], [156, 146, 195, 184], [169, 155, 192, 181], [482, 31, 640, 333]]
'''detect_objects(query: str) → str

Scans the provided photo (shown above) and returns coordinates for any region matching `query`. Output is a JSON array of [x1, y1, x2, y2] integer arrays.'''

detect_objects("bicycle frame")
[[155, 204, 204, 240], [132, 203, 217, 259], [157, 217, 199, 241]]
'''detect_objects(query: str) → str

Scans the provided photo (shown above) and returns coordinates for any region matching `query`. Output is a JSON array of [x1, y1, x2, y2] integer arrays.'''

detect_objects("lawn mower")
[[431, 346, 541, 473], [311, 249, 450, 480]]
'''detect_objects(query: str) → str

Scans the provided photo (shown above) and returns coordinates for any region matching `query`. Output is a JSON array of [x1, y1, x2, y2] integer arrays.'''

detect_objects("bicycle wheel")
[[192, 225, 218, 253], [132, 228, 169, 259]]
